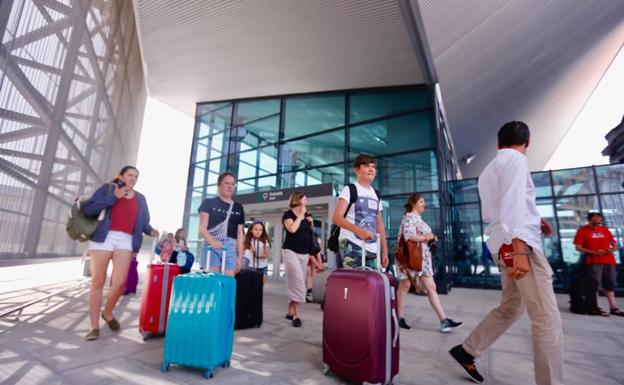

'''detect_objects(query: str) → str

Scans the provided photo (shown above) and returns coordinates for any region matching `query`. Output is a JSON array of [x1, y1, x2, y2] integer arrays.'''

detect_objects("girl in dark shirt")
[[197, 172, 245, 275], [282, 191, 314, 327]]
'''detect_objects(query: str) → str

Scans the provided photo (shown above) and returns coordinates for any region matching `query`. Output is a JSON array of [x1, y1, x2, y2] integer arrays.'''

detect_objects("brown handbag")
[[395, 235, 423, 272]]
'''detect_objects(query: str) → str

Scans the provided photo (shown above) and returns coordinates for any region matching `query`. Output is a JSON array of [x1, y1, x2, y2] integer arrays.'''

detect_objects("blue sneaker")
[[440, 318, 463, 333]]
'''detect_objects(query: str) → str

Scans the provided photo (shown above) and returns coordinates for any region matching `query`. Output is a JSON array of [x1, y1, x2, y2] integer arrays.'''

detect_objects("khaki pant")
[[463, 248, 564, 385], [282, 249, 309, 303]]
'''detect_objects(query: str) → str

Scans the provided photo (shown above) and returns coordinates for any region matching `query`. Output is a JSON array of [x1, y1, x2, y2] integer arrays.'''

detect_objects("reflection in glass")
[[531, 171, 552, 198], [280, 130, 344, 172], [349, 111, 434, 157], [595, 164, 624, 193], [284, 95, 345, 139], [450, 179, 479, 204], [600, 193, 624, 263], [235, 99, 279, 125], [551, 167, 596, 196], [349, 89, 433, 123], [376, 151, 438, 195]]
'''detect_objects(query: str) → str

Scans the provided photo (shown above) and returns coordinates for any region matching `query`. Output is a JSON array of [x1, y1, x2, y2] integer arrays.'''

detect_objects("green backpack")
[[66, 186, 111, 242]]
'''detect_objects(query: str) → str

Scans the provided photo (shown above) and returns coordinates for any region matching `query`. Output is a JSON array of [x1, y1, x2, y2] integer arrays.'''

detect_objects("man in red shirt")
[[574, 212, 623, 316]]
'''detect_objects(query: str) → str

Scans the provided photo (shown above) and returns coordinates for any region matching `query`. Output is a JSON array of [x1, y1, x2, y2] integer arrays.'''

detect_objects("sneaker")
[[306, 292, 313, 303], [292, 318, 302, 327], [286, 314, 294, 321], [440, 318, 463, 333], [85, 328, 100, 341], [449, 345, 484, 383], [398, 318, 412, 330]]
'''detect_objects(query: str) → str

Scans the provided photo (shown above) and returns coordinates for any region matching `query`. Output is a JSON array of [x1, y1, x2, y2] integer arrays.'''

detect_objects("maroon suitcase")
[[322, 237, 399, 385]]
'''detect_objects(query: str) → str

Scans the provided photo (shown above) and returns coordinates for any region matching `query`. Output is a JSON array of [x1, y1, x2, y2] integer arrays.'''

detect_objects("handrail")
[[0, 279, 87, 318]]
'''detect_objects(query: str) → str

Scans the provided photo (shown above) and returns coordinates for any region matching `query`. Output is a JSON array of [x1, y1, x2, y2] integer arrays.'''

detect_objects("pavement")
[[1, 256, 623, 385]]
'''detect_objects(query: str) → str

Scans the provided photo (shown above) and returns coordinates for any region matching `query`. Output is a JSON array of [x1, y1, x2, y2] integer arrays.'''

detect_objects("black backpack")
[[327, 184, 381, 258]]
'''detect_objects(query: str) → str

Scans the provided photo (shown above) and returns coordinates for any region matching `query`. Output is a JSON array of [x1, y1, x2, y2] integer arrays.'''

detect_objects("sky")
[[136, 46, 623, 233], [544, 44, 624, 170], [135, 97, 194, 235]]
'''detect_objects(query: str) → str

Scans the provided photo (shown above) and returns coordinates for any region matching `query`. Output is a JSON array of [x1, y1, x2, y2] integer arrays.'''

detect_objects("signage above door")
[[236, 183, 335, 205]]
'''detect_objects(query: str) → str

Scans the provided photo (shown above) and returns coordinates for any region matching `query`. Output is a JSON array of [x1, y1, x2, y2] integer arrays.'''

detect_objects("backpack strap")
[[344, 183, 358, 217]]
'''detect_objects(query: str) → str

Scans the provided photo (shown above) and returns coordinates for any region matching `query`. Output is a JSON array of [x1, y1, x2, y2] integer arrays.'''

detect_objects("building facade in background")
[[186, 87, 624, 294], [0, 0, 146, 259], [185, 85, 459, 290], [450, 165, 624, 293]]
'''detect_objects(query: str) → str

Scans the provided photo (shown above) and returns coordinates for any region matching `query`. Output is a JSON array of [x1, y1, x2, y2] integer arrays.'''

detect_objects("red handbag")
[[498, 243, 515, 267]]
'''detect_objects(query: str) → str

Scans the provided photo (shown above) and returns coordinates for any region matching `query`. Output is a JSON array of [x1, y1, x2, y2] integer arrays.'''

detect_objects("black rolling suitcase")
[[234, 252, 263, 329], [569, 261, 597, 314]]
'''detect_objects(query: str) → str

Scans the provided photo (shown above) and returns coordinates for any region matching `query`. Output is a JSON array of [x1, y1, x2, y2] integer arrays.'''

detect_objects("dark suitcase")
[[569, 263, 597, 314], [234, 267, 263, 329], [322, 237, 399, 384]]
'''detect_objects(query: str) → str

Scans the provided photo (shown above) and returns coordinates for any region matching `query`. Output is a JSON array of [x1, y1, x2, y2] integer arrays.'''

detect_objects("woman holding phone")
[[83, 166, 159, 341]]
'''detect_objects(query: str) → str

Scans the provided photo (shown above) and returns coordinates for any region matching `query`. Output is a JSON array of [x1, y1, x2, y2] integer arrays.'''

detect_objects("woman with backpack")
[[83, 166, 158, 341]]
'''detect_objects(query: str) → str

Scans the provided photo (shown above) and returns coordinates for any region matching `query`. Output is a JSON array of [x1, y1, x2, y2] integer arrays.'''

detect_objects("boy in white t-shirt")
[[331, 154, 389, 269]]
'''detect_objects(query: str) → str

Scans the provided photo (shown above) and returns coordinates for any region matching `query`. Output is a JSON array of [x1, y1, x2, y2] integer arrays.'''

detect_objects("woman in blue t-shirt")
[[198, 172, 245, 275]]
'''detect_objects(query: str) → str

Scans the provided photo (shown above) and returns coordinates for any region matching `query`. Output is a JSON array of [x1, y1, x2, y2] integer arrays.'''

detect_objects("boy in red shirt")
[[574, 212, 622, 316]]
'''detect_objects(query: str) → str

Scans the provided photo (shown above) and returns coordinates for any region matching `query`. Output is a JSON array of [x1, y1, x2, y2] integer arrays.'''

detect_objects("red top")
[[109, 194, 139, 235], [573, 225, 617, 265]]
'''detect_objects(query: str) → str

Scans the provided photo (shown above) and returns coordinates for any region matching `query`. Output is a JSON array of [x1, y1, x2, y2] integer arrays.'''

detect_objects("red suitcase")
[[322, 237, 399, 385], [139, 262, 180, 340]]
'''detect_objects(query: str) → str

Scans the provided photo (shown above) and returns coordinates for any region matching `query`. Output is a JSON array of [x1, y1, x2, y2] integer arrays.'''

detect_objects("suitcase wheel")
[[321, 363, 329, 375], [222, 360, 231, 368], [160, 363, 169, 373], [203, 369, 214, 379], [142, 332, 151, 342]]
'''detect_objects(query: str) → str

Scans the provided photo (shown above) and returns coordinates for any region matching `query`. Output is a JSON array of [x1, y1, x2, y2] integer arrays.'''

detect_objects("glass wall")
[[185, 86, 452, 259], [0, 0, 146, 259], [449, 164, 624, 293]]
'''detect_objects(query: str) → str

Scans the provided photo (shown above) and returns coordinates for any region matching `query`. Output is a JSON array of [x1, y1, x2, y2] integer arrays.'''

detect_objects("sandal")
[[610, 308, 624, 317], [589, 308, 610, 317], [85, 328, 100, 341], [101, 312, 121, 331]]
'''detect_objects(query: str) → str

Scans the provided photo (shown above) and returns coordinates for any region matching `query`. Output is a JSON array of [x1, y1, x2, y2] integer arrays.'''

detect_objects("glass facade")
[[448, 164, 624, 293], [0, 0, 146, 258], [185, 86, 458, 266], [187, 85, 623, 295]]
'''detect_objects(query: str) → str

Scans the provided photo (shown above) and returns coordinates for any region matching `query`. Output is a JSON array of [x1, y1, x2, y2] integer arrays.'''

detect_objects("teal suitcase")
[[161, 271, 236, 379]]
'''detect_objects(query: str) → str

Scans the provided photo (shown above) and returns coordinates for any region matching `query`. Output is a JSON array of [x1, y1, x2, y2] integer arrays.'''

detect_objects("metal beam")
[[24, 0, 89, 256], [398, 0, 438, 85], [4, 17, 72, 50]]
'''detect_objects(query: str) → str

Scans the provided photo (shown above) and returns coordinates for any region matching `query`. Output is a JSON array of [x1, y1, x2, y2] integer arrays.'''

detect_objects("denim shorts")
[[200, 237, 237, 272]]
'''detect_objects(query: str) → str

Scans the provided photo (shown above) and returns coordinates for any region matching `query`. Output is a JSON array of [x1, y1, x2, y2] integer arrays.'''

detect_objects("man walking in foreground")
[[449, 121, 564, 385]]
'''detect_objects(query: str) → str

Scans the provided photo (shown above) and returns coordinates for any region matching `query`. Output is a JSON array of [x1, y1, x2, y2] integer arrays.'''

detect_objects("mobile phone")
[[116, 181, 126, 188]]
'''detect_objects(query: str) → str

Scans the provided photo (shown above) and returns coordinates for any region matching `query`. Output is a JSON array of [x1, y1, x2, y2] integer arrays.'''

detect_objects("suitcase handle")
[[391, 308, 399, 348], [360, 234, 381, 270]]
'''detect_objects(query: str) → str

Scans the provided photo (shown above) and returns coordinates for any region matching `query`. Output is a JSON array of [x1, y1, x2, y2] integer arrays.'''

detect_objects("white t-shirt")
[[244, 238, 269, 269], [337, 181, 383, 253]]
